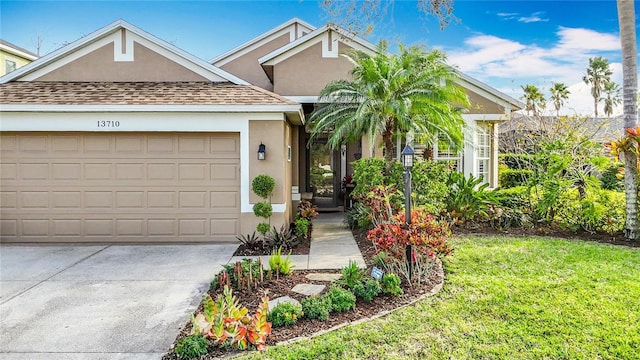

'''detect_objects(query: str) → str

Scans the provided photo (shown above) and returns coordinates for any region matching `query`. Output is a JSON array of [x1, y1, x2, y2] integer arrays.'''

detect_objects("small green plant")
[[268, 302, 303, 327], [352, 277, 382, 302], [380, 273, 403, 296], [338, 260, 365, 289], [294, 217, 309, 239], [372, 251, 389, 268], [175, 333, 208, 359], [301, 296, 332, 321], [269, 246, 293, 279], [327, 286, 356, 313]]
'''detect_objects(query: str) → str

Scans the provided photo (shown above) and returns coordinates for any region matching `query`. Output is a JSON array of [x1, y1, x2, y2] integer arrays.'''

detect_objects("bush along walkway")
[[228, 212, 366, 270]]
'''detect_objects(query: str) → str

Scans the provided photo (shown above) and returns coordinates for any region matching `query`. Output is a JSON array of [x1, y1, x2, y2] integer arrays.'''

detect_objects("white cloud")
[[442, 27, 626, 117], [518, 12, 549, 23]]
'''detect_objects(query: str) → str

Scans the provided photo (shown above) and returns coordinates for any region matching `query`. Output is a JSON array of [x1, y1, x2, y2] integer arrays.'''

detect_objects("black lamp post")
[[401, 144, 414, 280]]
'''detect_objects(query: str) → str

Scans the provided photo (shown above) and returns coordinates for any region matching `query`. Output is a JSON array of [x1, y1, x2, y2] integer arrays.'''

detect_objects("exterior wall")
[[219, 33, 290, 92], [466, 89, 506, 114], [273, 42, 354, 96], [36, 42, 208, 82], [1, 50, 33, 76]]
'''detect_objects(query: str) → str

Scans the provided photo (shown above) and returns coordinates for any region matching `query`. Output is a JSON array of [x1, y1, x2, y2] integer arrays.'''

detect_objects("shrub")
[[495, 186, 530, 210], [499, 168, 533, 188], [294, 218, 309, 239], [352, 277, 382, 301], [367, 208, 452, 260], [190, 286, 271, 351], [600, 163, 624, 191], [499, 153, 534, 170], [411, 160, 452, 214], [175, 333, 208, 359], [301, 296, 331, 321], [446, 172, 500, 224], [214, 258, 264, 291], [327, 286, 356, 313], [252, 175, 275, 199], [268, 302, 303, 327], [344, 201, 372, 229], [380, 273, 403, 296], [263, 225, 299, 251], [338, 260, 365, 289], [252, 202, 273, 219], [236, 232, 261, 249], [297, 200, 318, 221]]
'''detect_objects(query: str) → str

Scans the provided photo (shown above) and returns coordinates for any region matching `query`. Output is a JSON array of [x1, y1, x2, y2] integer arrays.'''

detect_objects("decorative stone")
[[305, 273, 342, 282], [268, 296, 301, 312], [291, 283, 326, 296]]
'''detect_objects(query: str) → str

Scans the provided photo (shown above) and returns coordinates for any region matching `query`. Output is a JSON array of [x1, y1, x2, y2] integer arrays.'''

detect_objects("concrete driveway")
[[0, 243, 237, 359]]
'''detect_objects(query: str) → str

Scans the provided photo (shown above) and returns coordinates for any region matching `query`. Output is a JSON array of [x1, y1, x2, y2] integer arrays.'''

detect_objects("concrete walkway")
[[0, 244, 237, 359], [229, 212, 366, 270]]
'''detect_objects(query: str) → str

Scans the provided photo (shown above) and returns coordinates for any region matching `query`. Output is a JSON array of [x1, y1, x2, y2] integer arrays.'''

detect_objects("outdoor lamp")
[[257, 143, 266, 160], [401, 145, 414, 169]]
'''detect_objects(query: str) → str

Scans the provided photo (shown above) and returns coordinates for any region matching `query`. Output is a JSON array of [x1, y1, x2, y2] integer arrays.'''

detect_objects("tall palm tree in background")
[[520, 84, 545, 116], [603, 81, 622, 118], [549, 82, 570, 117], [583, 56, 613, 118], [616, 0, 638, 242], [309, 43, 469, 174]]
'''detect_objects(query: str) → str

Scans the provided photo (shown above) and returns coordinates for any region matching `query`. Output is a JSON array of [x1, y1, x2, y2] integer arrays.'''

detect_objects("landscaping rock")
[[268, 296, 301, 312], [305, 273, 342, 282], [291, 283, 325, 296]]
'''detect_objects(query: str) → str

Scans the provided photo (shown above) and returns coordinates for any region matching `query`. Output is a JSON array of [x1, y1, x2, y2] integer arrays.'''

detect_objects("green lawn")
[[241, 236, 640, 360]]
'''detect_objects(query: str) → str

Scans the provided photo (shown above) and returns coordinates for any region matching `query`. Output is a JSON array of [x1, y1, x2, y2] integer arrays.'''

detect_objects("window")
[[5, 59, 17, 74], [434, 134, 461, 171], [476, 124, 491, 184]]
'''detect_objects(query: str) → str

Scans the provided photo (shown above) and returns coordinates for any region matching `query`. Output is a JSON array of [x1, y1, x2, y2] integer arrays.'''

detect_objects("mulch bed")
[[162, 229, 444, 359]]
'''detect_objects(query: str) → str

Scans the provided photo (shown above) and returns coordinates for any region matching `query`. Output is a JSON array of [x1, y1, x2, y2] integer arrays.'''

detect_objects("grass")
[[240, 236, 640, 360]]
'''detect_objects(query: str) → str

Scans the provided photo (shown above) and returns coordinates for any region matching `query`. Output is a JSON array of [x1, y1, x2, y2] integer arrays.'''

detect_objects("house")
[[0, 39, 38, 76], [0, 19, 522, 244]]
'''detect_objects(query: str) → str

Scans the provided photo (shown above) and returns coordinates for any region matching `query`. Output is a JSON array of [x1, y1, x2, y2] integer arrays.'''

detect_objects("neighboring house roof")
[[0, 81, 298, 105], [500, 113, 623, 143], [211, 18, 315, 66], [0, 19, 249, 85], [0, 39, 38, 60]]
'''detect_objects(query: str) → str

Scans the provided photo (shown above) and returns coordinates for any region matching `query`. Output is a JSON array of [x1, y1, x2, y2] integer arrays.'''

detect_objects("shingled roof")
[[0, 81, 298, 105]]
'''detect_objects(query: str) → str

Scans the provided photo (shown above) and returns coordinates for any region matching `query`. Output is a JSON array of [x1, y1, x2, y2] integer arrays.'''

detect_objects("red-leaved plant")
[[366, 208, 453, 260]]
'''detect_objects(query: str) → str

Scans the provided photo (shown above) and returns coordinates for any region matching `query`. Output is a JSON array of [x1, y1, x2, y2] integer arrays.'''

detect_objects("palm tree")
[[602, 81, 622, 118], [309, 43, 469, 174], [583, 56, 613, 118], [549, 82, 570, 117], [616, 0, 638, 242], [520, 84, 545, 116]]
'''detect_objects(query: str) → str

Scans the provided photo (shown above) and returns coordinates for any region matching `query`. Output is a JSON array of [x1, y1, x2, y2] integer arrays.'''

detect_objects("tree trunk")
[[383, 131, 395, 175], [617, 0, 639, 242]]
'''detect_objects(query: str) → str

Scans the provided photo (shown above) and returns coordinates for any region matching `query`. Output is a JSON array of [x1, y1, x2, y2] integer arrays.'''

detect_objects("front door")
[[308, 138, 340, 208]]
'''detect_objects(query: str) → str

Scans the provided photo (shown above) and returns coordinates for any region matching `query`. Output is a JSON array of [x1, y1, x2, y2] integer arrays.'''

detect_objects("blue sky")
[[1, 0, 636, 115]]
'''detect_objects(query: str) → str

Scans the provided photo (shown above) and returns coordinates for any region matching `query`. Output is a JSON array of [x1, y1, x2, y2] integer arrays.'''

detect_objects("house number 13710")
[[97, 121, 120, 128]]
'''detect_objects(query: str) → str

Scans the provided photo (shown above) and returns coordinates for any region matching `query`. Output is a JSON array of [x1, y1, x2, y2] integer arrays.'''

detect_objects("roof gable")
[[211, 18, 315, 66], [0, 20, 248, 84], [259, 24, 378, 66]]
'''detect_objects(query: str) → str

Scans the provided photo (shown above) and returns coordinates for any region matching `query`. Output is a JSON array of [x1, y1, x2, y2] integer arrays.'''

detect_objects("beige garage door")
[[0, 133, 240, 243]]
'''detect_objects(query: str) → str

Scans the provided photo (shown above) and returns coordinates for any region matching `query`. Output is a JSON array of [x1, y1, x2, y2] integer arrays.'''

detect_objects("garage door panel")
[[1, 133, 240, 243]]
